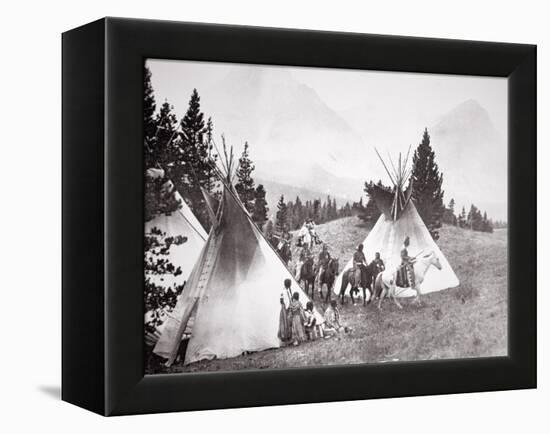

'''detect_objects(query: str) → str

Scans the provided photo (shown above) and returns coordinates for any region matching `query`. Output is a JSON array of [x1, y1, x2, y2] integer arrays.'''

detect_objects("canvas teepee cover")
[[335, 151, 459, 297], [145, 190, 207, 291], [154, 184, 323, 366]]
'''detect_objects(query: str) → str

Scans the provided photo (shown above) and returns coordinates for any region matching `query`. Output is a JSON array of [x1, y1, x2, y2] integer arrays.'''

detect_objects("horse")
[[338, 263, 376, 306], [299, 257, 317, 299], [318, 257, 339, 302], [373, 251, 442, 310], [296, 225, 321, 250], [276, 239, 292, 266]]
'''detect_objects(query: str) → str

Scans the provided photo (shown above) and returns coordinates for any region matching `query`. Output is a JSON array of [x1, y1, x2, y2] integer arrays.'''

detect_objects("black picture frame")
[[62, 17, 536, 416]]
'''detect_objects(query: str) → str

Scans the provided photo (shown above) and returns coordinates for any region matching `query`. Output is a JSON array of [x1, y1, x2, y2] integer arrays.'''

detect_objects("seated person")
[[323, 300, 352, 337]]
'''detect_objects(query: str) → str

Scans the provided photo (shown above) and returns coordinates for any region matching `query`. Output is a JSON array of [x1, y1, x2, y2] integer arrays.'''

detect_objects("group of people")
[[277, 236, 418, 348], [278, 278, 350, 347], [350, 235, 416, 289], [294, 242, 332, 283], [297, 218, 322, 248]]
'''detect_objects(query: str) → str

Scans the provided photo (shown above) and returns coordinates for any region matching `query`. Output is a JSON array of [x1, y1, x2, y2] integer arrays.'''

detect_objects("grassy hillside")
[[153, 217, 507, 373]]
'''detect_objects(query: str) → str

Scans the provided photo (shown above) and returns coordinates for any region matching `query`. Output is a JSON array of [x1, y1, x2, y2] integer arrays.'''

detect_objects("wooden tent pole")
[[374, 148, 396, 186]]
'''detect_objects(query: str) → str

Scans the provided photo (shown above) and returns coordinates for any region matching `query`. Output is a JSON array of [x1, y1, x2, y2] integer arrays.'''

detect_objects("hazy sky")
[[147, 58, 507, 137], [147, 59, 508, 219]]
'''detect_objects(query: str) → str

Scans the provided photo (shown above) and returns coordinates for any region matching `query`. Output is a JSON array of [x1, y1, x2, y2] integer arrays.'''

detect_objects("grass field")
[[151, 217, 507, 374]]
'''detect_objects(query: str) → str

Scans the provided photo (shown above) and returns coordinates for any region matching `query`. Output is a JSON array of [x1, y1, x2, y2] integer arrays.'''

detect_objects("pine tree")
[[251, 184, 268, 230], [442, 198, 457, 225], [312, 199, 321, 222], [360, 180, 384, 224], [144, 66, 157, 146], [234, 142, 256, 214], [144, 66, 158, 168], [457, 206, 466, 228], [149, 100, 178, 167], [294, 196, 304, 228], [264, 220, 275, 247], [467, 204, 482, 231], [409, 128, 445, 238], [275, 195, 288, 233], [170, 89, 218, 230], [144, 175, 186, 336], [481, 211, 493, 233]]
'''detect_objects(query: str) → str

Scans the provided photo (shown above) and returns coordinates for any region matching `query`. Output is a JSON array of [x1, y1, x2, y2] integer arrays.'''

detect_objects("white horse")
[[373, 251, 442, 310], [297, 224, 318, 249]]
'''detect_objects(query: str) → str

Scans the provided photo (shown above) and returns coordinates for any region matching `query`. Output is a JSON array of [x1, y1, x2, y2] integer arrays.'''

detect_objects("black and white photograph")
[[144, 59, 508, 374], [0, 0, 542, 427]]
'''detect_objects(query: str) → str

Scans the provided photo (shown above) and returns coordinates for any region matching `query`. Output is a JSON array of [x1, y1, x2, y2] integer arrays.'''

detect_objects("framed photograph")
[[62, 17, 536, 416]]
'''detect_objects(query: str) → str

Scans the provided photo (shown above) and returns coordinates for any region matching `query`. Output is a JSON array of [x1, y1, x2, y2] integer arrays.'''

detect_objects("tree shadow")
[[37, 385, 61, 400]]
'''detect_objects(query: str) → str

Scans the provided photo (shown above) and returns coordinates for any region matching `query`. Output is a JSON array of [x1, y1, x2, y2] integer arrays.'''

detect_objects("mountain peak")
[[433, 99, 498, 145]]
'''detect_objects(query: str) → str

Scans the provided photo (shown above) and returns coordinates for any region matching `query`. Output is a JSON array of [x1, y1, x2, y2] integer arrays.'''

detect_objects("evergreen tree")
[[251, 184, 268, 230], [275, 195, 288, 234], [170, 89, 218, 230], [144, 65, 158, 168], [457, 206, 467, 228], [481, 211, 494, 233], [312, 199, 321, 222], [442, 198, 457, 226], [234, 142, 256, 213], [467, 204, 482, 231], [144, 65, 157, 146], [144, 175, 186, 337], [148, 100, 179, 168], [360, 180, 385, 223], [264, 220, 275, 247], [409, 128, 445, 238], [340, 202, 352, 217], [286, 200, 296, 229], [294, 196, 304, 228]]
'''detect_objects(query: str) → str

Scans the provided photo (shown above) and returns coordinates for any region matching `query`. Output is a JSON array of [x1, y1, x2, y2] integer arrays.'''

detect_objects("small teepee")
[[144, 168, 208, 291], [335, 149, 459, 297], [154, 147, 323, 366]]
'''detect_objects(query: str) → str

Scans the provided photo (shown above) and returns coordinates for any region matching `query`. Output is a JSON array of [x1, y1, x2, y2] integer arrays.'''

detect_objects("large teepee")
[[335, 149, 459, 297], [154, 152, 323, 366]]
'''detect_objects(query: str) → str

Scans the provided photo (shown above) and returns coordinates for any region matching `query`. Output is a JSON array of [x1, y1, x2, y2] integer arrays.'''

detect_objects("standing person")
[[370, 252, 385, 276], [400, 236, 415, 287], [317, 243, 331, 289], [303, 301, 317, 340], [278, 280, 292, 344], [288, 291, 307, 346]]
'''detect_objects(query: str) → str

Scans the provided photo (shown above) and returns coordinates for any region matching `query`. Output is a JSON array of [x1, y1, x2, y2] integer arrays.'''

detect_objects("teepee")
[[154, 150, 323, 366], [145, 168, 208, 291], [335, 149, 459, 297]]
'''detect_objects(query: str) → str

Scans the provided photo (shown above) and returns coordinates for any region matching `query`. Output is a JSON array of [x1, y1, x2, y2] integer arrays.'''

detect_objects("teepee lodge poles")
[[334, 147, 459, 298], [153, 141, 324, 366], [374, 146, 414, 221]]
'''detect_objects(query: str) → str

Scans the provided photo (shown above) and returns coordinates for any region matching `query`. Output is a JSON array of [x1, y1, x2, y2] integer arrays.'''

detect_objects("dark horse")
[[339, 263, 376, 306], [277, 239, 292, 266], [318, 258, 339, 302], [300, 257, 317, 299]]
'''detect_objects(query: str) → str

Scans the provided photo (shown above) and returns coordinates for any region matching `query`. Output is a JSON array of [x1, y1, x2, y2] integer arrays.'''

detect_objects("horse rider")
[[317, 243, 331, 285], [353, 244, 368, 287], [399, 236, 416, 287], [305, 218, 321, 245], [370, 251, 385, 276]]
